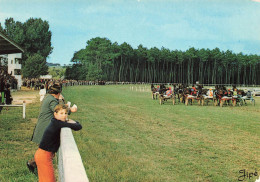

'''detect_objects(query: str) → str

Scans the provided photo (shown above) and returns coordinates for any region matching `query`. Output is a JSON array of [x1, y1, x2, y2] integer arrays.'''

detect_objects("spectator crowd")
[[0, 68, 17, 105], [1, 75, 144, 111]]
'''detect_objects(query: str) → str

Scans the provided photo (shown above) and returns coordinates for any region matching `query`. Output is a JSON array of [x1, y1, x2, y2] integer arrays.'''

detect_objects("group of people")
[[26, 82, 81, 182], [151, 83, 253, 102], [23, 78, 160, 89], [22, 78, 107, 90], [22, 78, 47, 90], [0, 69, 16, 113]]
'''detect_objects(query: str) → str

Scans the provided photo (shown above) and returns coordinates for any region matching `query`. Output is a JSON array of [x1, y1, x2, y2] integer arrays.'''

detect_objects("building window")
[[11, 60, 13, 64], [15, 58, 22, 64], [14, 69, 21, 75]]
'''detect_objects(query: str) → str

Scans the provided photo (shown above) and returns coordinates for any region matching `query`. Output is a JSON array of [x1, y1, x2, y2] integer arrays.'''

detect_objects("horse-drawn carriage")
[[237, 89, 255, 106], [159, 92, 175, 105], [182, 85, 205, 106], [158, 85, 175, 105], [172, 85, 210, 106], [200, 88, 217, 106], [242, 90, 255, 106], [151, 83, 256, 107], [213, 86, 245, 107]]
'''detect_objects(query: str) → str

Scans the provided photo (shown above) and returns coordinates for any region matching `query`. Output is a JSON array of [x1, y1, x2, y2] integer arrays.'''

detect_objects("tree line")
[[0, 18, 52, 78], [66, 37, 260, 85], [1, 17, 259, 85]]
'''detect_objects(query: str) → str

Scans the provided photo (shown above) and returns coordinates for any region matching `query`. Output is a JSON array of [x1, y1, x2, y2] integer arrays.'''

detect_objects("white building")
[[0, 31, 24, 89], [8, 53, 23, 88]]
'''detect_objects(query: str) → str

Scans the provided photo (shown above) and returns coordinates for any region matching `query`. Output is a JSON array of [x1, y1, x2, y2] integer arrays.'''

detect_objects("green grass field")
[[0, 85, 259, 182]]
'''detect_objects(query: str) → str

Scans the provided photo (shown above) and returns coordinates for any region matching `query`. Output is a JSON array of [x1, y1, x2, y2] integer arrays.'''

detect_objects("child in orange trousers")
[[35, 149, 55, 182], [34, 104, 82, 181]]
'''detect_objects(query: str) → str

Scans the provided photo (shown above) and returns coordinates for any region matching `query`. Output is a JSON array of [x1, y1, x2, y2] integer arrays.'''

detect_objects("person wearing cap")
[[233, 88, 238, 96], [156, 85, 160, 92], [227, 88, 233, 97], [227, 88, 233, 104], [27, 83, 77, 173], [165, 87, 172, 97], [207, 88, 213, 98], [191, 85, 197, 95]]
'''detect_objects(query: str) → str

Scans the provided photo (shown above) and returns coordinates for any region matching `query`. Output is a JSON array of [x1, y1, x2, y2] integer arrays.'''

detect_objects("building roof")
[[0, 31, 24, 54]]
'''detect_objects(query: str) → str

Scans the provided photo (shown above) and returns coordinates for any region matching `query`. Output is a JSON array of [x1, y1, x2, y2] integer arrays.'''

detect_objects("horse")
[[214, 85, 227, 106], [151, 84, 159, 100]]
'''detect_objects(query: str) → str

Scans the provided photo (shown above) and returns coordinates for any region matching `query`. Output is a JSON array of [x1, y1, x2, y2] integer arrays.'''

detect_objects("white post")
[[22, 101, 26, 119]]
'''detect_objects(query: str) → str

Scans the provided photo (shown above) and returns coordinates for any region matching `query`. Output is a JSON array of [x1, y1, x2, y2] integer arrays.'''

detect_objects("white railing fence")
[[0, 101, 26, 119], [58, 128, 89, 182]]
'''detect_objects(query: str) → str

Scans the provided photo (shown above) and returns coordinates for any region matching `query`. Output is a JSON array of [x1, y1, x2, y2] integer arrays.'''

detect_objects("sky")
[[0, 0, 260, 65]]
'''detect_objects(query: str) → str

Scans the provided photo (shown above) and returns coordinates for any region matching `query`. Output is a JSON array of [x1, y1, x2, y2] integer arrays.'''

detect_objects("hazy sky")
[[1, 0, 260, 65]]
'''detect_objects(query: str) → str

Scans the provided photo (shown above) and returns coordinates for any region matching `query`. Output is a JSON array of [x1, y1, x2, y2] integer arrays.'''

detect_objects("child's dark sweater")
[[39, 118, 82, 153]]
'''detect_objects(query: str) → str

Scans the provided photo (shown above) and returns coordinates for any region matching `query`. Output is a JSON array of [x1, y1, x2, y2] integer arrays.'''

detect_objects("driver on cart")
[[164, 87, 172, 97], [191, 85, 197, 96], [243, 89, 252, 105], [227, 89, 233, 104], [206, 88, 214, 98]]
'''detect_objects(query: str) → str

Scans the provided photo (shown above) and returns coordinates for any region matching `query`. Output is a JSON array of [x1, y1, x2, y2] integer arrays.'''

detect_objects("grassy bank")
[[0, 86, 259, 181], [0, 90, 40, 181]]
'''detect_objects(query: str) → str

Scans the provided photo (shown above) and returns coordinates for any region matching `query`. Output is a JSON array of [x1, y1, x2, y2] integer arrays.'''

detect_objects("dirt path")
[[11, 90, 39, 105]]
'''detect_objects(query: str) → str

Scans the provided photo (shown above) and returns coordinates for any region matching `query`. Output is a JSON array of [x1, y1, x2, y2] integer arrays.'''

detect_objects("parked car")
[[252, 89, 260, 96]]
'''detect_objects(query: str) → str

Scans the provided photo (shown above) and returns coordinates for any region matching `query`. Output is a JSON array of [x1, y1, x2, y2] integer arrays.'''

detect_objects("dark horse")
[[159, 84, 167, 94], [214, 85, 226, 106], [177, 84, 189, 104]]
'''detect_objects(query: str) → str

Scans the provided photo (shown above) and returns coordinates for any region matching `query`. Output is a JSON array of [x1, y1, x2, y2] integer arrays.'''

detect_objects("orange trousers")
[[34, 148, 56, 182]]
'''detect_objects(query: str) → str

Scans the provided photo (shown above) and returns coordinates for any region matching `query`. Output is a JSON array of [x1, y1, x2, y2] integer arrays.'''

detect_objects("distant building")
[[40, 75, 52, 79], [47, 62, 61, 67], [0, 53, 23, 88], [0, 31, 24, 89]]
